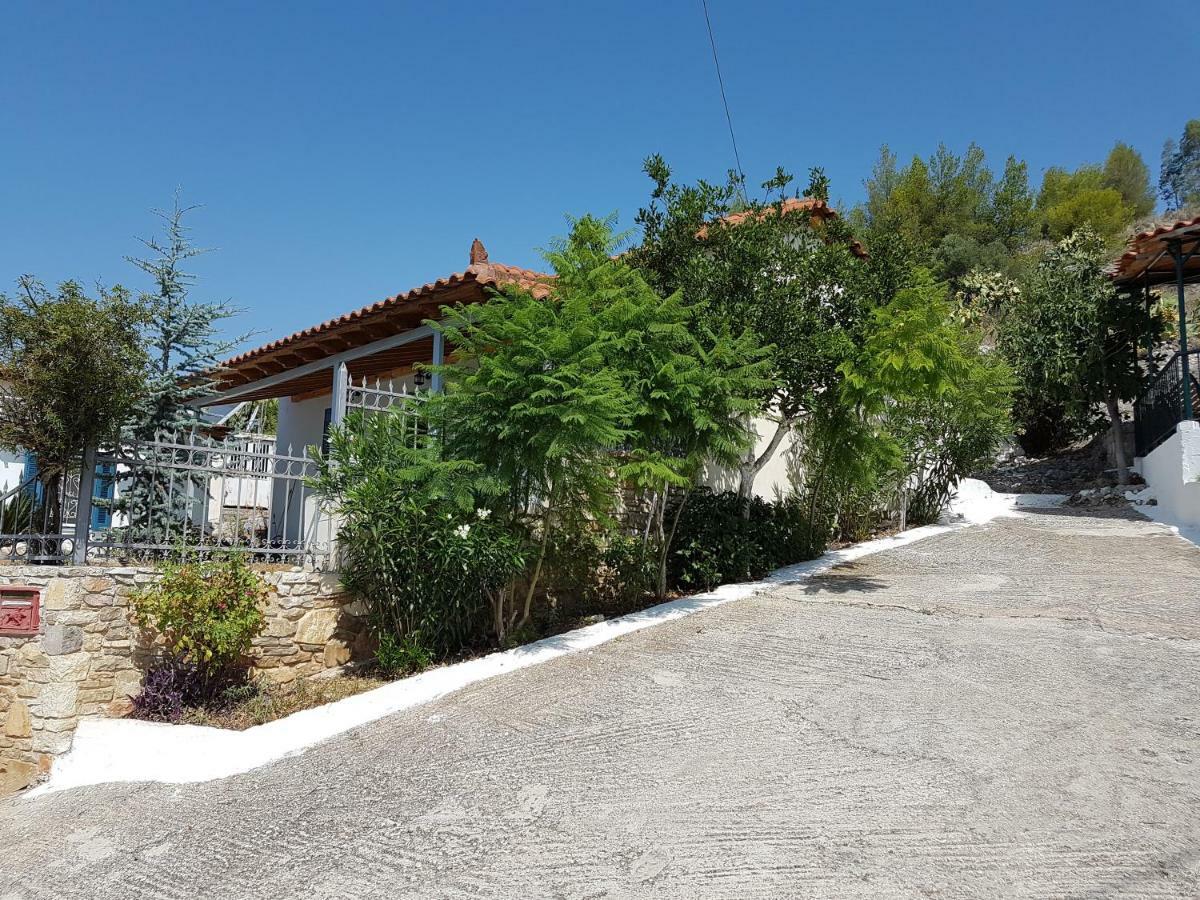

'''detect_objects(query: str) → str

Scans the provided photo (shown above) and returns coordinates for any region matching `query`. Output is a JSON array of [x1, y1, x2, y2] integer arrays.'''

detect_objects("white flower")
[[454, 523, 471, 539], [476, 508, 491, 520]]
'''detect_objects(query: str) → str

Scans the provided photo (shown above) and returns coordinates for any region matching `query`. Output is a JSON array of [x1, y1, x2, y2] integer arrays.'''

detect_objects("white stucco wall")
[[272, 393, 333, 546], [0, 448, 26, 493], [701, 417, 800, 501], [1135, 420, 1200, 527]]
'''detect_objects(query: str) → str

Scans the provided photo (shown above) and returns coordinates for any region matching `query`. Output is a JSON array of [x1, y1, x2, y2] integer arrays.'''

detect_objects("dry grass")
[[181, 674, 386, 730]]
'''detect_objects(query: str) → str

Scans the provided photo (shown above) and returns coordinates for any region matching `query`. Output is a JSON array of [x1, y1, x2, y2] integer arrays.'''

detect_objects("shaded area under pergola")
[[1110, 216, 1200, 454]]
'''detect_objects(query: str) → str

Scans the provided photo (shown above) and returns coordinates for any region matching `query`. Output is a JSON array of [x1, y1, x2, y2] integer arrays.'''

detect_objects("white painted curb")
[[29, 480, 1046, 796]]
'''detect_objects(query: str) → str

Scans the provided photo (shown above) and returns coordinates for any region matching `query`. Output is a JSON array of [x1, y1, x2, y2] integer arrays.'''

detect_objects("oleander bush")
[[668, 489, 821, 591]]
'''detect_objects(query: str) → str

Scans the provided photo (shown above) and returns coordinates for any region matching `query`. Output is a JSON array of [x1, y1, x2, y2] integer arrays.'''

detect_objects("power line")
[[700, 0, 746, 198]]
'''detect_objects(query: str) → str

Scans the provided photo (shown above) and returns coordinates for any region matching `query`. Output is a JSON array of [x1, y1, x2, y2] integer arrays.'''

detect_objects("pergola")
[[199, 240, 552, 409], [1110, 216, 1200, 452]]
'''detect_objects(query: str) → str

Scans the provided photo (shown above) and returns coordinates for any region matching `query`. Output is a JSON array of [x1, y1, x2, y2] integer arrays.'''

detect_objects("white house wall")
[[0, 449, 25, 493], [1136, 420, 1200, 528], [701, 416, 800, 501]]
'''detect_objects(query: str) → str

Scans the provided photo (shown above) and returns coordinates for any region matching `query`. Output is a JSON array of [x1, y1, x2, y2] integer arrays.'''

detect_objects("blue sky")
[[0, 0, 1190, 354]]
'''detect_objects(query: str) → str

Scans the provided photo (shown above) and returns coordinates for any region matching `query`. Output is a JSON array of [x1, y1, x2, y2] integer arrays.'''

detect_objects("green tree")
[[120, 198, 248, 544], [126, 198, 245, 440], [1102, 142, 1156, 220], [1160, 119, 1200, 211], [992, 156, 1038, 248], [631, 158, 875, 500], [856, 144, 1034, 282], [1037, 165, 1132, 243], [434, 214, 771, 612], [1000, 229, 1155, 474], [842, 271, 1013, 524], [0, 277, 147, 535]]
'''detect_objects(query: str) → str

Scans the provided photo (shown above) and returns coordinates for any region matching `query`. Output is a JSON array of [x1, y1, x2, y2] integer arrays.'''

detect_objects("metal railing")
[[0, 380, 430, 568], [0, 469, 82, 564], [1134, 349, 1200, 457], [342, 375, 428, 447], [0, 431, 336, 568]]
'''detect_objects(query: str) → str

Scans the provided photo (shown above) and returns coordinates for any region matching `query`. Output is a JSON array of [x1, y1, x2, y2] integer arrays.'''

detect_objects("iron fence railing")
[[0, 469, 81, 564], [0, 379, 430, 569], [0, 432, 336, 568], [85, 431, 334, 567], [1134, 349, 1200, 457]]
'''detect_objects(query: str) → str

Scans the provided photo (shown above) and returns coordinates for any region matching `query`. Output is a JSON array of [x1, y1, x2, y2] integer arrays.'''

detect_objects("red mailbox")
[[0, 586, 41, 636]]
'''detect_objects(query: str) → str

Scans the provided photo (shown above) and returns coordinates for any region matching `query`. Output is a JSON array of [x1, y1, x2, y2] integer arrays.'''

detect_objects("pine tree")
[[119, 197, 248, 545], [125, 197, 244, 440]]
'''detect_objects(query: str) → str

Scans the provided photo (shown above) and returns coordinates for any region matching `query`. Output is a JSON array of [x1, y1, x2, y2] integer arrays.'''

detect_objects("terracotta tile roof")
[[222, 245, 552, 369], [1109, 215, 1200, 286], [715, 196, 832, 229], [698, 196, 867, 257]]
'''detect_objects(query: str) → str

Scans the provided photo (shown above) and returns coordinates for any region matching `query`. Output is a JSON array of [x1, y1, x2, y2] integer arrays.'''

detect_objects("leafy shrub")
[[337, 496, 527, 657], [375, 631, 434, 676], [667, 489, 821, 592], [314, 408, 528, 654], [543, 529, 655, 619], [131, 555, 268, 671]]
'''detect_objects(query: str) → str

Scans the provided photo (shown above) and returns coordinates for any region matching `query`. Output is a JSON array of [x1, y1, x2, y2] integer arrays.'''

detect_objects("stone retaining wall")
[[0, 566, 367, 794]]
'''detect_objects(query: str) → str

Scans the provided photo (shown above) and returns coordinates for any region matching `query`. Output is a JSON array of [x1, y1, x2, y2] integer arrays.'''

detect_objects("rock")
[[294, 608, 339, 646], [260, 667, 298, 686], [323, 639, 351, 668], [0, 758, 38, 795], [352, 630, 378, 661], [43, 579, 81, 611], [34, 683, 78, 719], [4, 700, 31, 738], [107, 697, 133, 717], [47, 653, 90, 682], [19, 642, 49, 667], [42, 624, 83, 656], [112, 670, 141, 700], [31, 728, 73, 755], [264, 617, 297, 638]]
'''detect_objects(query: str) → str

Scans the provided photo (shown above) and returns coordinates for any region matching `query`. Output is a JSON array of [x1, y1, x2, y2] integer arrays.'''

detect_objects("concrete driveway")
[[2, 507, 1199, 898]]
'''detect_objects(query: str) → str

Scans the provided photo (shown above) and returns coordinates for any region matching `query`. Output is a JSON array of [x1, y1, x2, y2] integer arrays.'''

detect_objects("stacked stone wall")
[[0, 566, 366, 793]]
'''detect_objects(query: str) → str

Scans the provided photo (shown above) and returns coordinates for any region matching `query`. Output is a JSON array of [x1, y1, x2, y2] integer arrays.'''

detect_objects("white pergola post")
[[331, 362, 350, 425], [430, 330, 445, 393]]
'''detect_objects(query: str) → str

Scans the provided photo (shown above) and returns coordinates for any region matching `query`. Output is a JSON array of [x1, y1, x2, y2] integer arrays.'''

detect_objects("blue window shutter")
[[91, 463, 116, 529], [21, 453, 41, 502]]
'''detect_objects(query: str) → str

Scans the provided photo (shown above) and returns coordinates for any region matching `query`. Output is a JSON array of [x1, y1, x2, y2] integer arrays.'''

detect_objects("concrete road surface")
[[2, 507, 1199, 899]]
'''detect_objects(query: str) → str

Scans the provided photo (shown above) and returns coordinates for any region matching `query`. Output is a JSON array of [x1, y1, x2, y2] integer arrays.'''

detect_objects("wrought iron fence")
[[86, 431, 334, 567], [0, 378, 430, 569], [0, 468, 82, 565], [1134, 348, 1200, 457], [0, 431, 336, 568]]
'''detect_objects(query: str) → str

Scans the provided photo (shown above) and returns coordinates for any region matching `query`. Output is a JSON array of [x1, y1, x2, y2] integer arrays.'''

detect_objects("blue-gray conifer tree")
[[118, 198, 248, 545]]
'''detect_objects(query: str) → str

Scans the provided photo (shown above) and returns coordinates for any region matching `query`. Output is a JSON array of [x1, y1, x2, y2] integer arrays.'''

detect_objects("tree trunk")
[[657, 487, 689, 600], [737, 418, 793, 513], [518, 493, 555, 629], [1106, 395, 1130, 486]]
